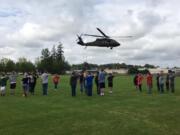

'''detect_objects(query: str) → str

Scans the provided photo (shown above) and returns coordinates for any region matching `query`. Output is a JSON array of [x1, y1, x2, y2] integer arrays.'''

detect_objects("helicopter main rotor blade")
[[83, 34, 105, 38], [96, 28, 109, 38], [111, 36, 133, 38], [76, 34, 82, 41]]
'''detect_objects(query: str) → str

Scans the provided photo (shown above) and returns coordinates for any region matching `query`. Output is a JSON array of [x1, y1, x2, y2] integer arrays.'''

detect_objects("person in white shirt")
[[9, 71, 18, 95], [41, 71, 49, 95]]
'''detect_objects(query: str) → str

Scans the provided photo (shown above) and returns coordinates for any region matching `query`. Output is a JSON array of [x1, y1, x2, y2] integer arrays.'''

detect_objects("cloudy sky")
[[0, 0, 180, 67]]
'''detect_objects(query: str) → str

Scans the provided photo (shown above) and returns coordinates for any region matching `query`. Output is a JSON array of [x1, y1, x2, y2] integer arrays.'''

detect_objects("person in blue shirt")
[[98, 69, 106, 96], [159, 71, 164, 93], [85, 72, 94, 96]]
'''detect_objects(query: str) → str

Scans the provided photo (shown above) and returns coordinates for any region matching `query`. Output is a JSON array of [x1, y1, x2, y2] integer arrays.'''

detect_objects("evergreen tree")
[[56, 42, 64, 62], [41, 48, 51, 60], [40, 48, 53, 72], [51, 45, 57, 60]]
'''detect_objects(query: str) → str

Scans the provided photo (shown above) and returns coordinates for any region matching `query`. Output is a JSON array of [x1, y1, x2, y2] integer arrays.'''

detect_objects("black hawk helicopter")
[[77, 28, 132, 49]]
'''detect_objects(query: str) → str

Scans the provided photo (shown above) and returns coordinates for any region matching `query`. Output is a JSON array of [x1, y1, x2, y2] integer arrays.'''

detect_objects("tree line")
[[0, 42, 70, 74], [0, 57, 35, 73]]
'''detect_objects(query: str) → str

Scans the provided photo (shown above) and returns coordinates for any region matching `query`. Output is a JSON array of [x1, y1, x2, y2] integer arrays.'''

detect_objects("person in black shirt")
[[107, 73, 114, 94], [29, 72, 38, 95], [22, 73, 29, 97], [79, 72, 84, 93], [156, 73, 160, 92], [169, 71, 175, 93], [166, 73, 170, 92], [70, 72, 78, 96], [95, 71, 100, 95]]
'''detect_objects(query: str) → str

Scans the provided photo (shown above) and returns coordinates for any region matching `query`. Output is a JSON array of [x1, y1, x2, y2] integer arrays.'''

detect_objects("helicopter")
[[77, 28, 132, 49]]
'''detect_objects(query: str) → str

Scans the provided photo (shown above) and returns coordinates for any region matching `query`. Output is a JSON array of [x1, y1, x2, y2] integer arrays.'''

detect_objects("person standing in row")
[[22, 73, 29, 97], [166, 73, 170, 92], [41, 71, 49, 96], [52, 74, 60, 90], [83, 71, 87, 94], [146, 72, 153, 94], [159, 71, 164, 93], [70, 72, 78, 97], [9, 71, 18, 95], [79, 72, 84, 94], [156, 73, 160, 92], [107, 73, 114, 94], [137, 73, 143, 92], [169, 71, 175, 93], [85, 72, 94, 96], [0, 74, 9, 96], [133, 74, 138, 90], [99, 69, 106, 96], [95, 71, 100, 95], [29, 73, 38, 95]]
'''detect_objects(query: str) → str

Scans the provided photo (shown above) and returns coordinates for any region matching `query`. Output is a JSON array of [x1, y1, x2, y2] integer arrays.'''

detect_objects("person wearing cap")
[[70, 72, 78, 96]]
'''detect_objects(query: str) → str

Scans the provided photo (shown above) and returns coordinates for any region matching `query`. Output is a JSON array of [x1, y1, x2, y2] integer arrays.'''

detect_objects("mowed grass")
[[0, 75, 180, 135]]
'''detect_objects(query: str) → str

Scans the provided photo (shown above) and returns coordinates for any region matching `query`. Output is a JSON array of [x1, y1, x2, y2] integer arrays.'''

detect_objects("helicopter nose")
[[116, 42, 120, 46]]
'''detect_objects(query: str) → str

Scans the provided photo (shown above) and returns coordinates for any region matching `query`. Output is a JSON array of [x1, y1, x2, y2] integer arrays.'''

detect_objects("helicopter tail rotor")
[[77, 34, 84, 45]]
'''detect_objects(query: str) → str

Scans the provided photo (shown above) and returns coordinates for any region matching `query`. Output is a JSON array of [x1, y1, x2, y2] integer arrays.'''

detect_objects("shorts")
[[0, 86, 6, 91], [23, 84, 28, 91], [99, 83, 105, 89], [108, 82, 113, 87], [10, 83, 16, 89]]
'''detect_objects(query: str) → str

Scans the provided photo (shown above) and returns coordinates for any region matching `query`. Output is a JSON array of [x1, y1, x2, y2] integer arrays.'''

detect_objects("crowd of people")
[[70, 69, 114, 97], [0, 71, 39, 97], [0, 70, 176, 97], [0, 71, 57, 97], [133, 71, 176, 94]]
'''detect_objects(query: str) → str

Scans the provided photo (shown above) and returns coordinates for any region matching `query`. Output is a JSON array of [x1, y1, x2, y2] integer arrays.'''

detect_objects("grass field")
[[0, 75, 180, 135]]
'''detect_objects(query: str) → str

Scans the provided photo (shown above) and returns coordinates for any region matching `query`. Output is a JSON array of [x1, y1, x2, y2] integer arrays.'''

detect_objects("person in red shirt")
[[146, 72, 153, 94], [52, 74, 60, 90], [137, 73, 143, 92]]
